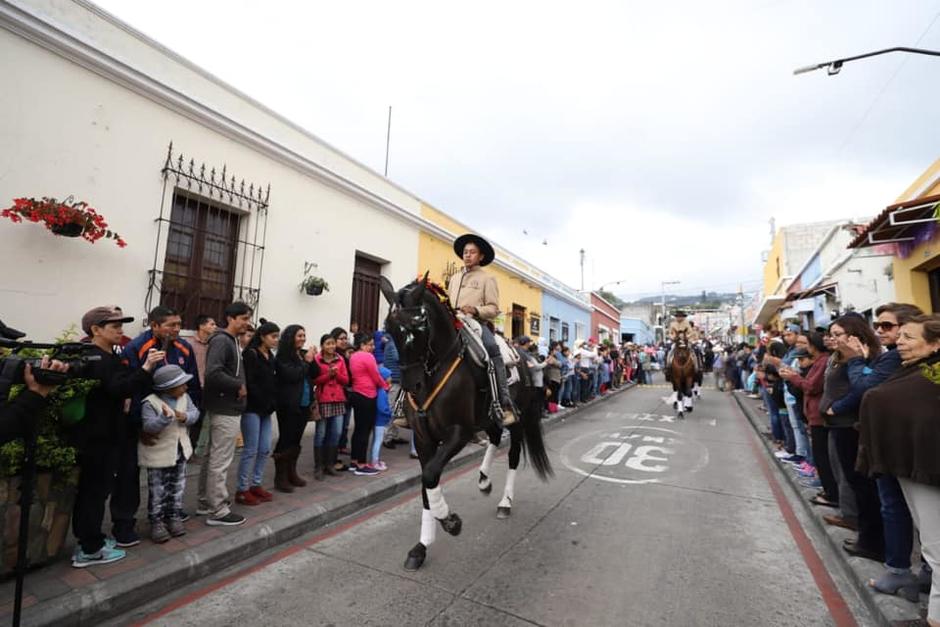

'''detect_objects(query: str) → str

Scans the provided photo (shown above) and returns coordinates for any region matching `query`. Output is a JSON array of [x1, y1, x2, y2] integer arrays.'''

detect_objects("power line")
[[837, 10, 940, 155]]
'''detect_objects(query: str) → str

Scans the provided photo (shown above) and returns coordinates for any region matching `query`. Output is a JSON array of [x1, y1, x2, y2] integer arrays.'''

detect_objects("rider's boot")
[[491, 354, 517, 427]]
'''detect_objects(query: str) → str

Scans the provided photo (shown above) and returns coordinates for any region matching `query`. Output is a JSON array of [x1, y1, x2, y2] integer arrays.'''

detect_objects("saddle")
[[456, 313, 521, 384]]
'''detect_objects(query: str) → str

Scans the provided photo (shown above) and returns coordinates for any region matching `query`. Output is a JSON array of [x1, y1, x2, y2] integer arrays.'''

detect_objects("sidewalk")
[[731, 390, 929, 627], [0, 384, 634, 626]]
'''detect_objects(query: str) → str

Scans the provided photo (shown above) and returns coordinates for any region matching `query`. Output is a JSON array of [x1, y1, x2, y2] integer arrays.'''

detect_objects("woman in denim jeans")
[[313, 334, 349, 480], [236, 320, 279, 506]]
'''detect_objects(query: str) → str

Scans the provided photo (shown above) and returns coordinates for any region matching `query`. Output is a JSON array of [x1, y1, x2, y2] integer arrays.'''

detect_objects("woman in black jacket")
[[237, 320, 279, 506], [821, 315, 884, 561], [273, 325, 320, 492]]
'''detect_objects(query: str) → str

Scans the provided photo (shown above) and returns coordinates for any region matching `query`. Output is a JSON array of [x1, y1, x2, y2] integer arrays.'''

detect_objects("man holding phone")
[[113, 306, 202, 547]]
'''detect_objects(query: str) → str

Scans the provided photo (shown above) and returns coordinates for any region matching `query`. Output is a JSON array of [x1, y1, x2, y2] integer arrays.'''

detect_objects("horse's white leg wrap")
[[426, 486, 450, 519], [479, 444, 497, 483], [683, 396, 693, 409], [420, 508, 436, 546], [498, 469, 516, 509]]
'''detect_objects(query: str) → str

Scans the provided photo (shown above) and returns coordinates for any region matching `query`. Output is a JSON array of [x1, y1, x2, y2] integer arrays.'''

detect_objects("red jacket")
[[314, 353, 349, 403], [786, 353, 829, 427]]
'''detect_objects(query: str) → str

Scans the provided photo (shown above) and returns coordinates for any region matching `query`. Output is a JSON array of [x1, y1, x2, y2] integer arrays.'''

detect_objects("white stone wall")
[[0, 17, 419, 339], [831, 252, 896, 315]]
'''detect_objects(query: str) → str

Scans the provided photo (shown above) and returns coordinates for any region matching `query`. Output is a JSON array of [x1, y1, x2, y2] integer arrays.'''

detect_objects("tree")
[[598, 289, 627, 309]]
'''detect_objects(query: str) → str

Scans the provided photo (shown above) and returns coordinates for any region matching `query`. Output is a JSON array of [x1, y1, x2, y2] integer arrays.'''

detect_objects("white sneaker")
[[773, 450, 790, 459]]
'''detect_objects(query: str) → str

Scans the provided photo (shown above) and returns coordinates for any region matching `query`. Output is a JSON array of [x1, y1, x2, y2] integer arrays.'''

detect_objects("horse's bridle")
[[393, 303, 457, 384]]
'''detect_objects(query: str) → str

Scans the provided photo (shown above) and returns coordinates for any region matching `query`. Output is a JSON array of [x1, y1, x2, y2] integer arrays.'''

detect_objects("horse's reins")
[[406, 354, 464, 412]]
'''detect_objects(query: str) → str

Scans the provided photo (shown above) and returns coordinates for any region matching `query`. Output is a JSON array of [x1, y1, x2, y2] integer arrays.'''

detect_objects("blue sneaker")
[[353, 465, 380, 476], [72, 545, 126, 568]]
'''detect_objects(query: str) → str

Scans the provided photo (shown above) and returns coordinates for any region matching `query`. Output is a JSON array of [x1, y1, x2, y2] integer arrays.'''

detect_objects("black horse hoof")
[[479, 482, 493, 495], [479, 473, 492, 494], [403, 543, 427, 571], [677, 412, 685, 420], [497, 506, 511, 519], [687, 406, 693, 413], [438, 513, 462, 536]]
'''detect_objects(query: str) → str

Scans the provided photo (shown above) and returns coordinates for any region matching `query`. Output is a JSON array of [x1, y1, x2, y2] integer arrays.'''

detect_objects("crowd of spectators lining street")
[[723, 306, 940, 626], [47, 301, 665, 570]]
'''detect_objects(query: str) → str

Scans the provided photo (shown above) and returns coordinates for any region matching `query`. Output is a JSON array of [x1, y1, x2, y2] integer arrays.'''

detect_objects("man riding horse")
[[664, 310, 702, 381], [447, 233, 517, 427]]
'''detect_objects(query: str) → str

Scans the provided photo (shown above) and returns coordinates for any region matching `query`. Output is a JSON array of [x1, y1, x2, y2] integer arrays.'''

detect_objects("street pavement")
[[114, 377, 877, 627]]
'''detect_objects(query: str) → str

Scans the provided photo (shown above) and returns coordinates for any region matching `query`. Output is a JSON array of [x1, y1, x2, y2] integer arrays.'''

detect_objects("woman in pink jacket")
[[347, 333, 389, 476], [313, 334, 349, 480]]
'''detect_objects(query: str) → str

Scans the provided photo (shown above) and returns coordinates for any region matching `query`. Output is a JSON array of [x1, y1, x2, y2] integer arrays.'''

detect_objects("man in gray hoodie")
[[197, 301, 252, 526]]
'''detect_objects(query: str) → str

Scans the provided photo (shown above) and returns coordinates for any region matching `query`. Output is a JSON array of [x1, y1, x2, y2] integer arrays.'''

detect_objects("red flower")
[[1, 196, 127, 248]]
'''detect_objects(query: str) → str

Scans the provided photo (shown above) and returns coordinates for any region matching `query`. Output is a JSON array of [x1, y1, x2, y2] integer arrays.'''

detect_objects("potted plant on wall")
[[299, 275, 329, 296], [0, 326, 89, 573], [1, 196, 127, 247]]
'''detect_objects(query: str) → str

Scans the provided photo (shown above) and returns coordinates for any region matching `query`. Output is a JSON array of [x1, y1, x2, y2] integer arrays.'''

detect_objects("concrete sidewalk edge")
[[731, 392, 927, 627], [25, 384, 636, 627]]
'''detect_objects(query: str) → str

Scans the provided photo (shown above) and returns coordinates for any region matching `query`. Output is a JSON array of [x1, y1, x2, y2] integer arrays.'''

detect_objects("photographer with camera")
[[0, 359, 68, 443], [70, 307, 164, 568], [111, 306, 202, 547]]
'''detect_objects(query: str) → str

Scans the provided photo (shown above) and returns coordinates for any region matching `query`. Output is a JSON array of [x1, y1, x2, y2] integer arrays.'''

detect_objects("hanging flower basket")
[[1, 196, 127, 247], [299, 275, 329, 296]]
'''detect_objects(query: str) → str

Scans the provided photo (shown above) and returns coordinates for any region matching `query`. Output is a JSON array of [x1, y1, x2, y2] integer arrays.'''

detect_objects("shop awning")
[[752, 295, 787, 327], [785, 282, 838, 302], [849, 194, 940, 249]]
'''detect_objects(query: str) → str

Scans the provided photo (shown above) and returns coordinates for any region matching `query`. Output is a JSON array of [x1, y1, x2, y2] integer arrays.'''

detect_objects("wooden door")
[[351, 255, 382, 333]]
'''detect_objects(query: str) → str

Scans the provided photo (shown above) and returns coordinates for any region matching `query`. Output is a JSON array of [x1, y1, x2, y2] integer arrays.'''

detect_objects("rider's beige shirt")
[[448, 266, 500, 322], [668, 319, 698, 341]]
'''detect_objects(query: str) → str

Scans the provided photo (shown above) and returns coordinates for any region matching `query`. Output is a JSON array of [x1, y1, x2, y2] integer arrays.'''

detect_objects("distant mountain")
[[627, 291, 738, 307]]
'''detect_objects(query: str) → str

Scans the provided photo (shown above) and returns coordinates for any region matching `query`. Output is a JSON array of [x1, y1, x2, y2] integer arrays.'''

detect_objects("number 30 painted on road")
[[580, 442, 675, 472]]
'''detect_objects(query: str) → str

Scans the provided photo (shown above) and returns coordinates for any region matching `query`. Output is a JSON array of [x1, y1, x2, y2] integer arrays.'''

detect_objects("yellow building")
[[849, 159, 940, 313], [417, 204, 544, 338]]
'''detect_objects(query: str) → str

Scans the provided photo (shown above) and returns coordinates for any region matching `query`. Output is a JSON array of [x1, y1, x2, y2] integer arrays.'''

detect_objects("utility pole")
[[579, 248, 585, 291], [384, 106, 392, 177], [737, 284, 746, 342]]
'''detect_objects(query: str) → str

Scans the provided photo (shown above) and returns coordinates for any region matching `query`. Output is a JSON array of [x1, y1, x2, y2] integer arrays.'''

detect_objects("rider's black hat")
[[673, 310, 688, 318], [454, 233, 495, 267]]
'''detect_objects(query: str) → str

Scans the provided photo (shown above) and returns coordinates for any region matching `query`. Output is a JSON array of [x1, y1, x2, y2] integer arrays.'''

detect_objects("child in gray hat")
[[140, 365, 200, 543]]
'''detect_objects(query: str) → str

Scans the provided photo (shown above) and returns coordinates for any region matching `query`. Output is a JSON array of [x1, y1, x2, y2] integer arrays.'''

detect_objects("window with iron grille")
[[147, 143, 269, 327]]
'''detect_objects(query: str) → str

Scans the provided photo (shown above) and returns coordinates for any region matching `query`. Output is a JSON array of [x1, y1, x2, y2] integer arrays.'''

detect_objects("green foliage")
[[0, 325, 93, 478], [921, 361, 940, 386], [597, 289, 626, 309]]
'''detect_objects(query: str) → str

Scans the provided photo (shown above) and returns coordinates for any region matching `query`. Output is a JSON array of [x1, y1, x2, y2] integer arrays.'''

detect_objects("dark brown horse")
[[380, 276, 552, 571], [670, 332, 696, 417]]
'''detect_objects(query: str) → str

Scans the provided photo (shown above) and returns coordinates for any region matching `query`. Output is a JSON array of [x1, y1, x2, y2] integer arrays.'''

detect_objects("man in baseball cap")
[[81, 306, 134, 337], [71, 306, 164, 568]]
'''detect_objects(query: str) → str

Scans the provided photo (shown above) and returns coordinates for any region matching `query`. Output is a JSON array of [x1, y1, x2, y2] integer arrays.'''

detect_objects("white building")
[[0, 0, 430, 339], [778, 221, 895, 327]]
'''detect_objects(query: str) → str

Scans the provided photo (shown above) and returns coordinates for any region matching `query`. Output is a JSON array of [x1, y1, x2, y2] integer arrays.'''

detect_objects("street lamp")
[[794, 46, 940, 76], [660, 280, 680, 339]]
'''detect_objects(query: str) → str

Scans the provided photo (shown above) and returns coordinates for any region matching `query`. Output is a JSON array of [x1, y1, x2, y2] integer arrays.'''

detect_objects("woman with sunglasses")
[[858, 313, 940, 621], [843, 303, 925, 601]]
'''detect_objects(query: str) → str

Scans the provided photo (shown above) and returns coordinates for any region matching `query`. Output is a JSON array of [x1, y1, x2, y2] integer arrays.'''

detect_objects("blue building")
[[620, 316, 654, 345], [540, 290, 592, 345]]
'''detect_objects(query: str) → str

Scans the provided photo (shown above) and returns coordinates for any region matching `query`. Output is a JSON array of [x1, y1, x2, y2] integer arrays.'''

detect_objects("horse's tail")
[[516, 360, 554, 481]]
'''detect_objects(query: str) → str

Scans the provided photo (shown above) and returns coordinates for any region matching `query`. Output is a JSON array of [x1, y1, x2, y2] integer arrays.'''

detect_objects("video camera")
[[0, 318, 102, 401]]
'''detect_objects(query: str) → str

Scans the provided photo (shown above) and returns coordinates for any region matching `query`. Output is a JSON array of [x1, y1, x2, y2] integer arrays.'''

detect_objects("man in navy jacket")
[[111, 306, 201, 546]]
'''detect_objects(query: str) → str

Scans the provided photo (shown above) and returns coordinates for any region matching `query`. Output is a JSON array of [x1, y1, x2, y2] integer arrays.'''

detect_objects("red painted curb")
[[729, 396, 858, 627]]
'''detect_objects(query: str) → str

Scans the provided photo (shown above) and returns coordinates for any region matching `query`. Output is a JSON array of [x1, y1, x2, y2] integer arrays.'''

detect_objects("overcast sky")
[[94, 0, 940, 300]]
